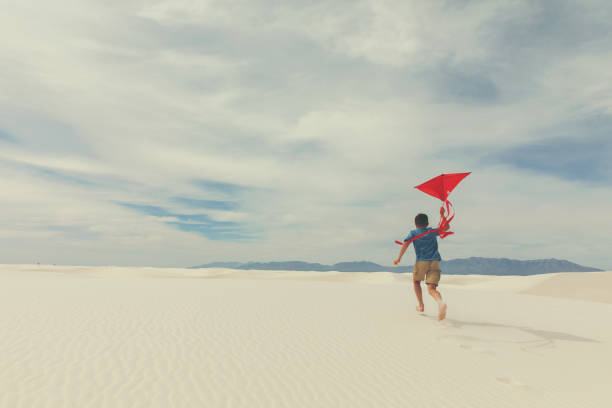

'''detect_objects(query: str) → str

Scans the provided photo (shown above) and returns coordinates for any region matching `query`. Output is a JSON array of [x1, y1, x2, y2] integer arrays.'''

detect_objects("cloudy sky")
[[1, 0, 611, 268]]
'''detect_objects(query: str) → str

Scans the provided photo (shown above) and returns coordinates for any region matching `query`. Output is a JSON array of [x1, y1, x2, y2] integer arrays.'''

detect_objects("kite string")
[[394, 228, 436, 246]]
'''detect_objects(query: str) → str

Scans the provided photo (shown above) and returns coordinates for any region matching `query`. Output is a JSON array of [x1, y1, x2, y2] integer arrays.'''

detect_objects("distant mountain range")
[[190, 258, 603, 276]]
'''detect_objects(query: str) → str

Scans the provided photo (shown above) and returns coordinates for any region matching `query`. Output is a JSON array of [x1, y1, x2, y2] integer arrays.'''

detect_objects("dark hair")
[[415, 213, 429, 227]]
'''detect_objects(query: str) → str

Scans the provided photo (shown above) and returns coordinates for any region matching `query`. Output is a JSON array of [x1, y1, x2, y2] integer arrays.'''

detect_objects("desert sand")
[[0, 264, 610, 407]]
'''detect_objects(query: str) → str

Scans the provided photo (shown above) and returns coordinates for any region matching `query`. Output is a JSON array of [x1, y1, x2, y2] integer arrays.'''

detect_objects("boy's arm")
[[393, 241, 411, 266]]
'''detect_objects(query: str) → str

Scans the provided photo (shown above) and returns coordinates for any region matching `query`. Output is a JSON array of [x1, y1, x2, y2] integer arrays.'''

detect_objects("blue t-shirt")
[[405, 227, 441, 261]]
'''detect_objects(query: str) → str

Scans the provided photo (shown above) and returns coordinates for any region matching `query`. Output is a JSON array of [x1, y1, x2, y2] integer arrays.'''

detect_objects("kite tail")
[[438, 200, 455, 239]]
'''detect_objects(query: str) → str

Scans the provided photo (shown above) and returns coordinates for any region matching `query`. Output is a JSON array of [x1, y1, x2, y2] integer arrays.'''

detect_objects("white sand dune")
[[1, 265, 610, 408]]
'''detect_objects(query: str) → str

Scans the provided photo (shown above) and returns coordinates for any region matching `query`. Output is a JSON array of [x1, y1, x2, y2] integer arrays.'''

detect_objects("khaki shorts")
[[413, 260, 441, 285]]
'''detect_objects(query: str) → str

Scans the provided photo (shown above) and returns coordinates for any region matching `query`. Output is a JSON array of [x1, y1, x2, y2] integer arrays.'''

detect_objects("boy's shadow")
[[430, 317, 599, 353]]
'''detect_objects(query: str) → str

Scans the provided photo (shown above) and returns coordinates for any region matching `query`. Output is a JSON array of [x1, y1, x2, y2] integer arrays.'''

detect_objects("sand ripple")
[[0, 266, 610, 407]]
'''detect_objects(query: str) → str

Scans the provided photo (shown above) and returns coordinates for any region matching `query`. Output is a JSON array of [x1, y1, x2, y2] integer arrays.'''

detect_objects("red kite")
[[415, 172, 470, 203], [395, 172, 470, 246]]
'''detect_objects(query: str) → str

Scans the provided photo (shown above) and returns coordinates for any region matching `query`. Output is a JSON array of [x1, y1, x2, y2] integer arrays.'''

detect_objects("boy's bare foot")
[[416, 305, 424, 313], [438, 303, 447, 321]]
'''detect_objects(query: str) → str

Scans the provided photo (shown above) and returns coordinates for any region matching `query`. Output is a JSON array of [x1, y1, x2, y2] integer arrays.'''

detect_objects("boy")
[[394, 213, 449, 321]]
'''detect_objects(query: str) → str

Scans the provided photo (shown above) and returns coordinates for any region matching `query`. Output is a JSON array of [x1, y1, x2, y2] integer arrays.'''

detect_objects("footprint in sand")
[[496, 377, 530, 390], [459, 343, 496, 356], [438, 335, 496, 355]]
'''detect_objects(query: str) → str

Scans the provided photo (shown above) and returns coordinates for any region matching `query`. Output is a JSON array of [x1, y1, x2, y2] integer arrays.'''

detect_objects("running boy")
[[394, 213, 449, 321]]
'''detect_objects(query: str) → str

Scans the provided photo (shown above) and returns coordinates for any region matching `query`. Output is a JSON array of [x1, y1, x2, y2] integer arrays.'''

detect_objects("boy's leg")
[[426, 283, 447, 321], [413, 281, 424, 312], [413, 261, 427, 312]]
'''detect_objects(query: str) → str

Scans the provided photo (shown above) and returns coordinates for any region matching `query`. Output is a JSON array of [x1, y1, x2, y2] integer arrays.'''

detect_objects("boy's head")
[[415, 213, 429, 228]]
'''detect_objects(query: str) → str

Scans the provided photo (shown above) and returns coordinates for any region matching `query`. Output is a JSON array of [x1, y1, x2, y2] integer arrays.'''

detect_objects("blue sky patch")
[[2, 160, 98, 187], [173, 197, 238, 211], [489, 115, 612, 183], [118, 202, 250, 241], [429, 64, 500, 104], [495, 136, 611, 183], [37, 168, 97, 186], [0, 111, 94, 156], [118, 203, 170, 217], [0, 129, 18, 143], [2, 158, 146, 191], [166, 222, 252, 241], [193, 179, 250, 195]]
